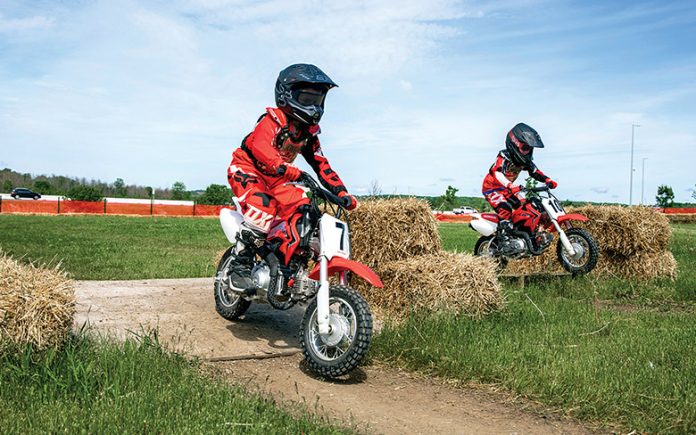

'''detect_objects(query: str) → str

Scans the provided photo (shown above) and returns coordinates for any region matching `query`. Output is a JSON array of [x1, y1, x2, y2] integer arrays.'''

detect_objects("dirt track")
[[75, 278, 589, 434]]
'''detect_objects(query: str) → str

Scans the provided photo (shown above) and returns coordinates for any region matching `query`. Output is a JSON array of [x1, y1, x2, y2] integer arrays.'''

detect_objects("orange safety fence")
[[662, 208, 696, 214], [1, 200, 58, 214], [0, 198, 235, 217], [61, 200, 105, 214], [105, 202, 152, 215], [194, 205, 227, 216], [434, 213, 473, 223]]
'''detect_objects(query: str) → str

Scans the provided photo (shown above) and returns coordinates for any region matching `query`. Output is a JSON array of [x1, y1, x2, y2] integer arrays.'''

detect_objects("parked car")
[[10, 188, 41, 200], [453, 206, 478, 215]]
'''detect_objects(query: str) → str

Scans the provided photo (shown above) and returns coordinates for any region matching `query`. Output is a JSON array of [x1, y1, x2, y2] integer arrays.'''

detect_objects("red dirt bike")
[[470, 185, 599, 275], [214, 173, 383, 378]]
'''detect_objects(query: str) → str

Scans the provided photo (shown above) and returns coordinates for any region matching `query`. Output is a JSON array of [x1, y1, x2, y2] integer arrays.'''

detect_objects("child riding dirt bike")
[[482, 123, 558, 244], [226, 63, 358, 294]]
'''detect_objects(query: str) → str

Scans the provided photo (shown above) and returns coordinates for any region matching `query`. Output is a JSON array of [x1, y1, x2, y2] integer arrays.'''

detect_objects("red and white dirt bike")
[[470, 185, 599, 275], [214, 173, 383, 378]]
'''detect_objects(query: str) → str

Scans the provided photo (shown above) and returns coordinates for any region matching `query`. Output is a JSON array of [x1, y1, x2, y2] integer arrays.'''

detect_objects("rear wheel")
[[474, 235, 507, 269], [214, 247, 251, 320], [300, 285, 372, 378], [557, 228, 599, 275]]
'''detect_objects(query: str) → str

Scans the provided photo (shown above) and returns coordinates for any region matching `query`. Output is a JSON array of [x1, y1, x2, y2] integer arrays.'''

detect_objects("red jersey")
[[230, 107, 347, 196], [482, 150, 549, 195]]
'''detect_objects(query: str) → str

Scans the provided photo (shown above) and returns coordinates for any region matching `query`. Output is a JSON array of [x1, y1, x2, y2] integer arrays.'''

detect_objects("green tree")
[[145, 187, 153, 198], [655, 185, 674, 208], [437, 185, 459, 210], [113, 178, 127, 197], [692, 184, 695, 202], [2, 179, 13, 192], [67, 185, 104, 202], [197, 184, 231, 205], [171, 181, 191, 200], [524, 177, 539, 199], [34, 180, 52, 194]]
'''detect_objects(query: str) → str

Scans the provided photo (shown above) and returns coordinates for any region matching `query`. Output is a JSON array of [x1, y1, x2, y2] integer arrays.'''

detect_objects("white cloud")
[[0, 14, 54, 33]]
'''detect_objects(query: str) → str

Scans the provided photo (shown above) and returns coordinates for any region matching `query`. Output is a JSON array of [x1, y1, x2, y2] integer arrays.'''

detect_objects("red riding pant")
[[228, 160, 309, 233]]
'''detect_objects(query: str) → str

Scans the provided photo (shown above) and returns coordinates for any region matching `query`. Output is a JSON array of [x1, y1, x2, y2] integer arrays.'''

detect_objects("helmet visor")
[[293, 87, 326, 107]]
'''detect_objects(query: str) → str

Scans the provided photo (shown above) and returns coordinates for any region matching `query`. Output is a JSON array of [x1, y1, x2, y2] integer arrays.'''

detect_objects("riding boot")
[[228, 225, 266, 292]]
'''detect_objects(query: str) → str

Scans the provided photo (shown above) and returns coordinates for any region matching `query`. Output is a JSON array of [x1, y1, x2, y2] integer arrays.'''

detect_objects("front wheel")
[[214, 247, 251, 321], [300, 285, 372, 378], [556, 228, 599, 275]]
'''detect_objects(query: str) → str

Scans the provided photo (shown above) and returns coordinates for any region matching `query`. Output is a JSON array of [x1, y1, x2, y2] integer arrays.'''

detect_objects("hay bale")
[[595, 251, 677, 280], [572, 205, 671, 256], [364, 252, 504, 319], [503, 237, 677, 280], [0, 253, 75, 350], [504, 248, 563, 276], [349, 198, 441, 271]]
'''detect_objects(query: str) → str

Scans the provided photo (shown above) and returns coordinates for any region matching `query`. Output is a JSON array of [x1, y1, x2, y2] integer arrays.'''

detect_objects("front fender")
[[308, 257, 384, 288], [557, 213, 589, 224]]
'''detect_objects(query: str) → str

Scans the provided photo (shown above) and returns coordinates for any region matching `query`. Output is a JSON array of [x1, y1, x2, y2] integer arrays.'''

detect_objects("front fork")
[[317, 256, 331, 335], [317, 257, 349, 335], [551, 220, 576, 257]]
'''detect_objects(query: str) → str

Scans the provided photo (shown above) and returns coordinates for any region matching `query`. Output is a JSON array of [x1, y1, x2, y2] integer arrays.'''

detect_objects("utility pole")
[[641, 158, 648, 205], [629, 123, 640, 205]]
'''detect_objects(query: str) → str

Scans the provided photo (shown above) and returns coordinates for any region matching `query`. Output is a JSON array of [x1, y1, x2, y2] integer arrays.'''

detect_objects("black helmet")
[[505, 122, 544, 166], [275, 64, 337, 125]]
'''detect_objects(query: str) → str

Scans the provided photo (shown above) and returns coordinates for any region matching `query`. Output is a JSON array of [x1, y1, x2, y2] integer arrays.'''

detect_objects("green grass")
[[372, 223, 696, 433], [0, 215, 228, 280], [2, 214, 695, 431], [0, 333, 348, 434]]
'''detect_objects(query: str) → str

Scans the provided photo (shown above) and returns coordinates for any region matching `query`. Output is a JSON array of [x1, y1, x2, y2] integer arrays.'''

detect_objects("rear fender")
[[309, 257, 384, 288], [470, 215, 498, 237]]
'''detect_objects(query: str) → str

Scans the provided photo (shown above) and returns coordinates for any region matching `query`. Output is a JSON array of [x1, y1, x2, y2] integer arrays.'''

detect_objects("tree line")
[[0, 168, 232, 205]]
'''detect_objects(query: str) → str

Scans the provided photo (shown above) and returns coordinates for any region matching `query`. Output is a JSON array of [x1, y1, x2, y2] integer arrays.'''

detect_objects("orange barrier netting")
[[434, 214, 473, 223], [194, 204, 227, 216], [0, 198, 235, 217], [105, 202, 152, 215], [1, 200, 58, 214], [61, 200, 105, 214], [662, 208, 696, 214], [153, 204, 193, 216]]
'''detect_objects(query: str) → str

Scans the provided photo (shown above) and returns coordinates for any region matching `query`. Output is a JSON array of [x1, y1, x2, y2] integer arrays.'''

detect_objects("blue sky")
[[1, 0, 694, 203]]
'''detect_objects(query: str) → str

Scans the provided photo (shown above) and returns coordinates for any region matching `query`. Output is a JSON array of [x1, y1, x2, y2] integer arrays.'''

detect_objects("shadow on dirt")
[[224, 303, 304, 352]]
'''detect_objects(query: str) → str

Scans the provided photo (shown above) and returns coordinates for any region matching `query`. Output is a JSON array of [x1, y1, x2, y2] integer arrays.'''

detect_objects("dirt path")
[[75, 278, 589, 434]]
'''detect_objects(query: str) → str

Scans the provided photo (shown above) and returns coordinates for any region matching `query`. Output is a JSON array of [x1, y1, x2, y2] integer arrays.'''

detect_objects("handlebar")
[[299, 172, 345, 208], [521, 185, 551, 193]]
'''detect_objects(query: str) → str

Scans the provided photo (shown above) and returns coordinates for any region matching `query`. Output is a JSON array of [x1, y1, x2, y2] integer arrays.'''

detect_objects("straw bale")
[[349, 198, 441, 271], [503, 234, 677, 280], [571, 205, 671, 256], [363, 252, 504, 319], [595, 251, 677, 280], [0, 253, 75, 351], [504, 247, 562, 276]]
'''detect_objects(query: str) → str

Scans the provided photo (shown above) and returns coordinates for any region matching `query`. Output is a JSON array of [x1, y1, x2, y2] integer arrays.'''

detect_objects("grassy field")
[[0, 334, 348, 433], [0, 215, 228, 280], [1, 214, 695, 432], [375, 223, 696, 433]]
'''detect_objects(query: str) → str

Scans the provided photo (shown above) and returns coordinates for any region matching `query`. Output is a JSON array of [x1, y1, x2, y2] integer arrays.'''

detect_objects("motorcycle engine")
[[291, 268, 319, 300], [251, 263, 271, 291], [499, 236, 527, 257]]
